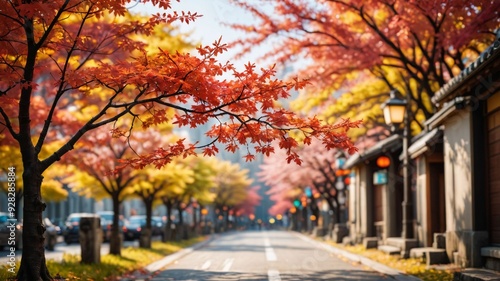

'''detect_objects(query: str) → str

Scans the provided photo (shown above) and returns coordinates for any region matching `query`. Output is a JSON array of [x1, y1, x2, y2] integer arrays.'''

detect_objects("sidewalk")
[[117, 232, 422, 281], [295, 233, 422, 281]]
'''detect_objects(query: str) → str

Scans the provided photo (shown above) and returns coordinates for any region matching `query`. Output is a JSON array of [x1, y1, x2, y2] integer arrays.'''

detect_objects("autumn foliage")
[[228, 0, 500, 135], [0, 1, 360, 280]]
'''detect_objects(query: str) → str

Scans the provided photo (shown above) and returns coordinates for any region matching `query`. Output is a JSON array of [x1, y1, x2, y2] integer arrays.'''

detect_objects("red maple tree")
[[260, 139, 350, 229], [0, 1, 359, 280], [228, 0, 500, 129]]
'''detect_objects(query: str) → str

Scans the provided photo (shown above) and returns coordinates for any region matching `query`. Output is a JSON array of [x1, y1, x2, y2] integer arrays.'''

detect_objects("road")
[[2, 231, 406, 280], [151, 230, 392, 281]]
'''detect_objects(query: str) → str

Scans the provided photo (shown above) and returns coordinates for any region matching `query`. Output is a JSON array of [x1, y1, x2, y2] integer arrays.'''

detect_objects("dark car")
[[97, 211, 127, 242], [123, 215, 164, 241], [62, 213, 96, 244], [97, 211, 114, 242], [152, 216, 166, 237], [0, 214, 58, 251], [43, 217, 59, 251], [50, 218, 64, 235], [0, 212, 21, 250], [123, 216, 142, 241]]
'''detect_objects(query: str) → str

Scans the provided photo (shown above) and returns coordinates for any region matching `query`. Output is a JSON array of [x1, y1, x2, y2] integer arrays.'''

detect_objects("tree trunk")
[[333, 196, 341, 224], [225, 209, 230, 231], [16, 190, 23, 221], [17, 164, 52, 281], [139, 199, 153, 248], [192, 206, 198, 235], [162, 200, 174, 242], [325, 197, 336, 236], [178, 206, 188, 239], [301, 206, 308, 232], [109, 194, 121, 256]]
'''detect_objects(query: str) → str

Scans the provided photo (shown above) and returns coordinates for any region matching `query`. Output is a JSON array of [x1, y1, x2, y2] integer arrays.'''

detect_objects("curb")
[[145, 234, 216, 272], [295, 233, 422, 281]]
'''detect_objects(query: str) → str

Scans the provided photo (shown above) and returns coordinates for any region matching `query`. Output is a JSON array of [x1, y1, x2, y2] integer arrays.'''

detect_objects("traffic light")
[[293, 199, 300, 208]]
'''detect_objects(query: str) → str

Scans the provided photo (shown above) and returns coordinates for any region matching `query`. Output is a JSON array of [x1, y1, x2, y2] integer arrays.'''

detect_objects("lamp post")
[[335, 151, 347, 223], [382, 89, 413, 239]]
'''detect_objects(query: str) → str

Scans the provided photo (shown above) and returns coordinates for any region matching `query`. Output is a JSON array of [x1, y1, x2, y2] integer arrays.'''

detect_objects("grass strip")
[[1, 236, 205, 281]]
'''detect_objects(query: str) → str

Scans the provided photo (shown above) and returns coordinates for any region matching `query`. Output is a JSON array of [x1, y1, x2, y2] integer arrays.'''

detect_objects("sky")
[[128, 1, 288, 218], [129, 0, 267, 70]]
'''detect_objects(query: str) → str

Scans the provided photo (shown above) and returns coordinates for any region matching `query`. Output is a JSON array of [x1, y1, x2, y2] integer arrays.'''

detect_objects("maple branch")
[[408, 30, 445, 86], [108, 142, 128, 161], [95, 171, 114, 196], [35, 90, 65, 155], [121, 173, 139, 190], [300, 27, 349, 50], [339, 2, 429, 87], [0, 1, 24, 26], [35, 0, 71, 50], [0, 107, 19, 139], [40, 87, 132, 171]]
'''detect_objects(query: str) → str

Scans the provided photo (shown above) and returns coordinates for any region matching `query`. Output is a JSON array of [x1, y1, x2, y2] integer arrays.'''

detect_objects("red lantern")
[[376, 156, 391, 168], [344, 177, 351, 185]]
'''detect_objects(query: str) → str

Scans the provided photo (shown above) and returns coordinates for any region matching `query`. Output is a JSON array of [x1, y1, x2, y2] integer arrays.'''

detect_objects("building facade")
[[345, 31, 500, 272]]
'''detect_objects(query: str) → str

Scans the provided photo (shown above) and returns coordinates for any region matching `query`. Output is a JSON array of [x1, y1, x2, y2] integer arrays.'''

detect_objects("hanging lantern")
[[376, 156, 391, 168], [344, 177, 351, 185]]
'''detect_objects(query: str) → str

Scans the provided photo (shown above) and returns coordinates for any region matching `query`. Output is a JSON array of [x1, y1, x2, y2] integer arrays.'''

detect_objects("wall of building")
[[442, 109, 487, 267], [350, 165, 375, 241], [415, 156, 428, 247], [348, 167, 358, 242], [443, 110, 473, 232], [383, 162, 399, 240]]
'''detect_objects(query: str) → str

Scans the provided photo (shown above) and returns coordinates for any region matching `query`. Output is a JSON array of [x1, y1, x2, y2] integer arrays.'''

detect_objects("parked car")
[[0, 214, 59, 251], [0, 212, 21, 250], [51, 218, 64, 235], [43, 218, 59, 251], [97, 211, 127, 242], [152, 216, 166, 237], [97, 211, 114, 242], [62, 213, 95, 244], [123, 215, 164, 241]]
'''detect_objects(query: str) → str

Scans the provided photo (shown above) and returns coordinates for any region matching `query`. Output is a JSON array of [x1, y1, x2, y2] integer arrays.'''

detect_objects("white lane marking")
[[201, 260, 211, 270], [264, 236, 277, 261], [264, 238, 271, 247], [266, 247, 277, 261], [222, 258, 234, 271], [268, 269, 281, 281]]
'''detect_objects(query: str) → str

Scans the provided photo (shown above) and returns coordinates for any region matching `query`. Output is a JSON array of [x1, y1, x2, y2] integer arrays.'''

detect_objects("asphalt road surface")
[[151, 230, 392, 281]]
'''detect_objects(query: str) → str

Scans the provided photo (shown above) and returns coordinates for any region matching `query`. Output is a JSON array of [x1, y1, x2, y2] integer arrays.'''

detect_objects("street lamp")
[[335, 151, 349, 224], [381, 89, 413, 239], [335, 151, 346, 169]]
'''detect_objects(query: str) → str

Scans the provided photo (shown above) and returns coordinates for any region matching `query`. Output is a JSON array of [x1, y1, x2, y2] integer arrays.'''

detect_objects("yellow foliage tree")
[[211, 159, 253, 232], [0, 142, 68, 220], [131, 160, 194, 247], [160, 155, 217, 240]]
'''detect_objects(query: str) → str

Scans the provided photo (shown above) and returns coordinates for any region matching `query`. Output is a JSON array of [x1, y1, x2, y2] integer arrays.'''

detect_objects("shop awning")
[[407, 127, 443, 159], [344, 134, 402, 169]]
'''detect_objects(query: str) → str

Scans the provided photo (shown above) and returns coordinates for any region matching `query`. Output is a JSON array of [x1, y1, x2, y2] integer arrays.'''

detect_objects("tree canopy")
[[0, 1, 358, 279], [228, 0, 500, 134]]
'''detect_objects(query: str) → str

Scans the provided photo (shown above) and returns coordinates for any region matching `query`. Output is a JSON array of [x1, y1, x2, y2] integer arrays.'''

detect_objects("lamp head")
[[382, 89, 407, 126]]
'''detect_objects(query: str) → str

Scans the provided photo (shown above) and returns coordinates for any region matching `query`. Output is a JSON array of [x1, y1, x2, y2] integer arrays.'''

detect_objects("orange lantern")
[[376, 156, 391, 168]]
